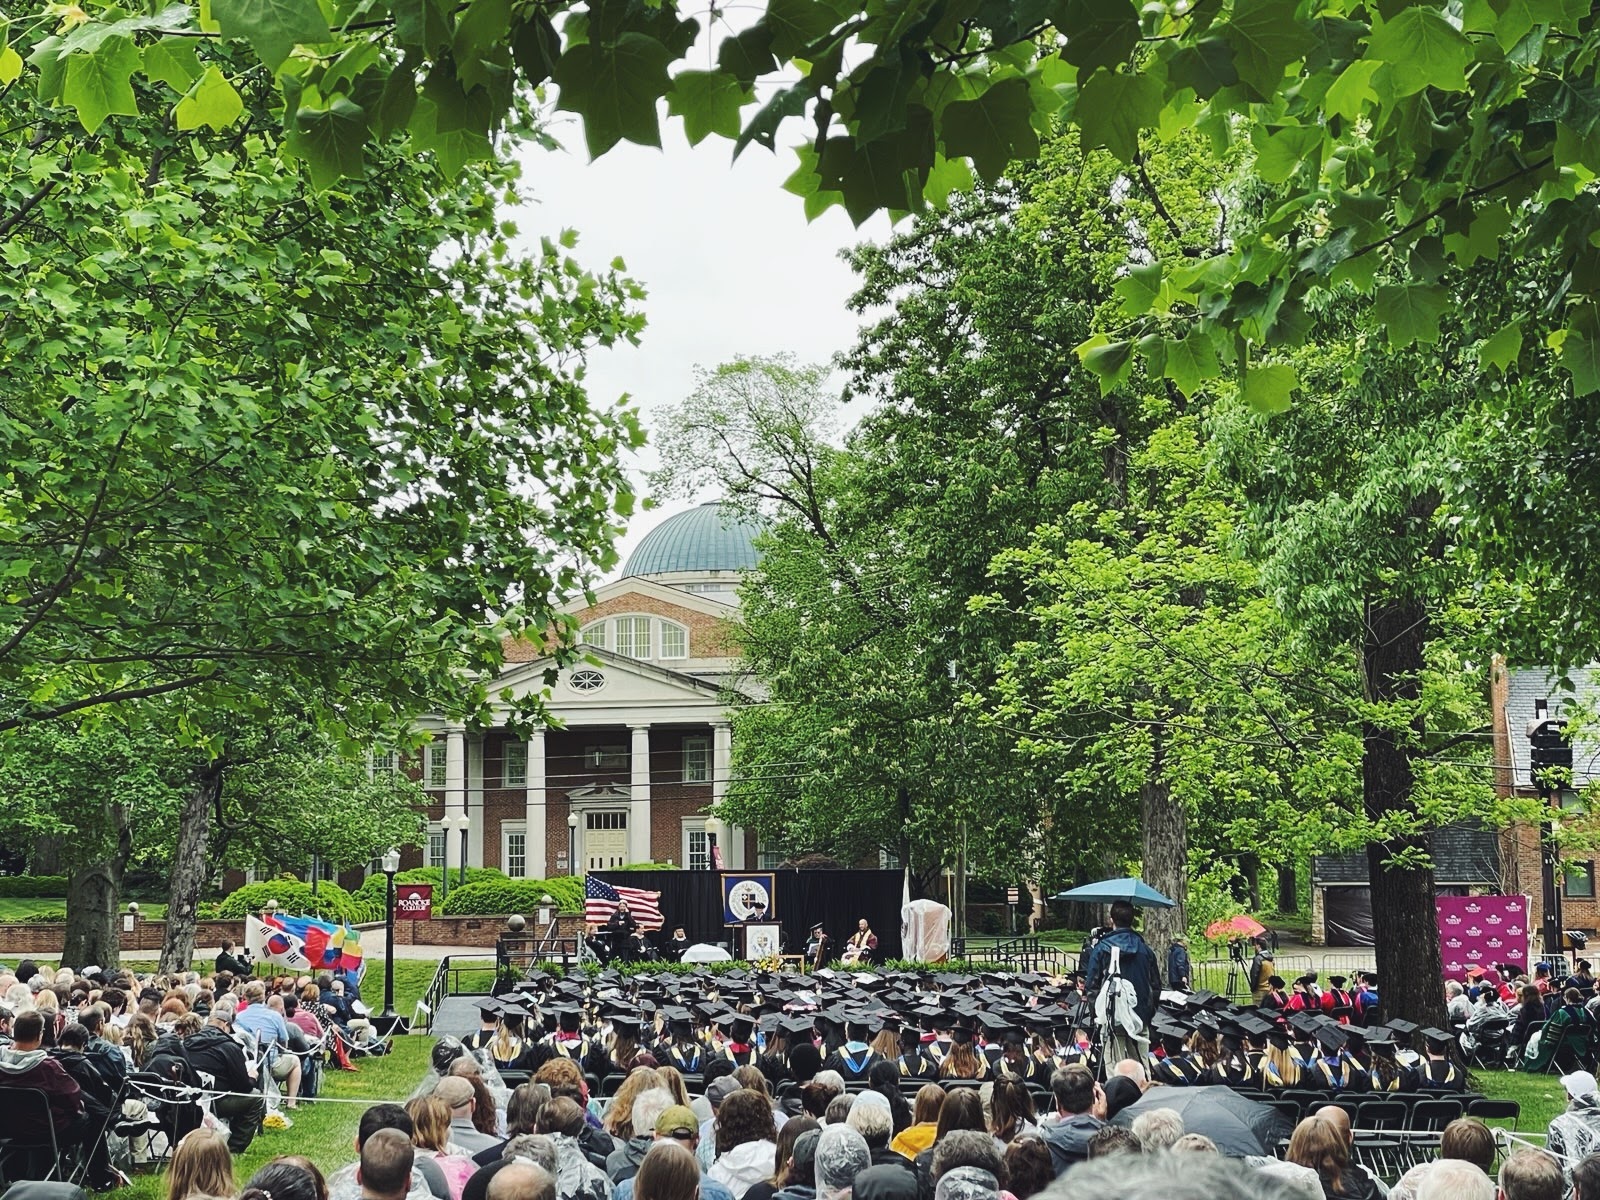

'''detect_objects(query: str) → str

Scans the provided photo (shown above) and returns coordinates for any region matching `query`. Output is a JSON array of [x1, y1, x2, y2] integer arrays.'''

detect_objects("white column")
[[712, 721, 743, 868], [467, 734, 484, 868], [444, 725, 466, 875], [629, 724, 653, 864], [525, 729, 547, 878]]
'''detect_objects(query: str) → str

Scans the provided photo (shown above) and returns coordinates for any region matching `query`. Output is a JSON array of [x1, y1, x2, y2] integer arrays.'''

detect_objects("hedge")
[[616, 862, 679, 871], [206, 879, 373, 924], [350, 867, 504, 913], [0, 876, 68, 897], [436, 876, 584, 916], [507, 957, 985, 981]]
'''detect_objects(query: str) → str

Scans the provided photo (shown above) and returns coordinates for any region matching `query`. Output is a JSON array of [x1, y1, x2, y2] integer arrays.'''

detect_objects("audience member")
[[534, 1096, 613, 1200], [490, 1164, 558, 1200], [329, 1105, 448, 1200], [1036, 1066, 1105, 1175], [439, 1077, 501, 1156], [1498, 1150, 1565, 1200], [1085, 1127, 1141, 1159], [166, 1128, 236, 1200], [814, 1124, 870, 1200], [363, 1130, 421, 1200], [608, 1087, 676, 1183], [1574, 1153, 1600, 1199], [1286, 1116, 1379, 1200], [243, 1160, 328, 1200], [1416, 1161, 1494, 1200], [747, 1116, 821, 1200], [709, 1089, 780, 1199], [1128, 1108, 1183, 1152], [1390, 1118, 1497, 1200], [890, 1087, 943, 1160], [1000, 1139, 1053, 1200], [634, 1142, 701, 1200]]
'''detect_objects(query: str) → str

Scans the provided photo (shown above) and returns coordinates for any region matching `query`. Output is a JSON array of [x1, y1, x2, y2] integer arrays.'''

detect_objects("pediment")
[[488, 647, 738, 723]]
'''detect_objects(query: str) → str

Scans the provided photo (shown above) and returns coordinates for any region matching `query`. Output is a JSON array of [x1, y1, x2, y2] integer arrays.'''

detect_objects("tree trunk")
[[32, 834, 64, 875], [1363, 595, 1447, 1029], [1240, 853, 1261, 911], [1277, 862, 1299, 914], [1140, 738, 1188, 954], [162, 762, 223, 973], [62, 804, 131, 970]]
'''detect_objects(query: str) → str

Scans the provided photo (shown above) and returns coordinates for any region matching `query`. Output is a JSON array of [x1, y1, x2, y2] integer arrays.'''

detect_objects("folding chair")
[[0, 1089, 65, 1186], [1464, 1018, 1511, 1070], [1354, 1100, 1407, 1180], [1466, 1098, 1520, 1134], [1404, 1098, 1464, 1170], [599, 1074, 629, 1098]]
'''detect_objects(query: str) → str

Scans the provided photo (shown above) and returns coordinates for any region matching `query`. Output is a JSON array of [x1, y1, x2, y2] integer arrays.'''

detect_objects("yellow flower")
[[47, 3, 89, 28]]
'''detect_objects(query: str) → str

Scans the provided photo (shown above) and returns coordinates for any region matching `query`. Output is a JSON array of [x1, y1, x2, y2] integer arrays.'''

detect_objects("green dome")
[[622, 503, 764, 578]]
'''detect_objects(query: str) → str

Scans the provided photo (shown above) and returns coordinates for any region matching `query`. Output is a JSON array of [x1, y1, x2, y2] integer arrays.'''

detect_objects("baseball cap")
[[434, 1076, 475, 1111], [655, 1105, 698, 1139], [707, 1076, 743, 1107], [1563, 1070, 1598, 1099]]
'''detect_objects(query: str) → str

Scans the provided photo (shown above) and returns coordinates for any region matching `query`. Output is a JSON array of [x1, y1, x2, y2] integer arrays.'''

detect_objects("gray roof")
[[622, 503, 764, 578], [1503, 666, 1600, 789], [1312, 822, 1500, 885]]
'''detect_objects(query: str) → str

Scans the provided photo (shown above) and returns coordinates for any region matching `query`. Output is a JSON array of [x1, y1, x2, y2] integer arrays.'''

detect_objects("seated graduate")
[[1414, 1026, 1467, 1092]]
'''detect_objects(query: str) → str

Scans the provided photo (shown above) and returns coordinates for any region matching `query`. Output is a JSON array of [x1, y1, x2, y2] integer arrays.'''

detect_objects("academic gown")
[[1150, 1054, 1204, 1086], [824, 1044, 884, 1082]]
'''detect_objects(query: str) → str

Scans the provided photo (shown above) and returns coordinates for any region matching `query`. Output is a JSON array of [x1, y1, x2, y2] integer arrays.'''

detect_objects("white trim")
[[561, 575, 737, 619], [504, 741, 529, 787], [502, 820, 528, 879], [425, 743, 447, 787], [682, 819, 712, 871]]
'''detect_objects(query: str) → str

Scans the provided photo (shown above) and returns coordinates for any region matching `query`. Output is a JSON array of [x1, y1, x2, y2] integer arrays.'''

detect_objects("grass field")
[[0, 900, 168, 921]]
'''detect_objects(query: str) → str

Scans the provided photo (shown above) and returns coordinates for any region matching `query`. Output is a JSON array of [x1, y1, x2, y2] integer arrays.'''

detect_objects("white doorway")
[[584, 810, 628, 870]]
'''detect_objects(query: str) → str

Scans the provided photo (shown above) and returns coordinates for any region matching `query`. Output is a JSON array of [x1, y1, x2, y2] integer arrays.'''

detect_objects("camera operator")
[[215, 939, 253, 977]]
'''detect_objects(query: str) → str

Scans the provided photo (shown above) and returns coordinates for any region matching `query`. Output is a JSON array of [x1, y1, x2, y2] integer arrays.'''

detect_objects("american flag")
[[585, 876, 664, 930]]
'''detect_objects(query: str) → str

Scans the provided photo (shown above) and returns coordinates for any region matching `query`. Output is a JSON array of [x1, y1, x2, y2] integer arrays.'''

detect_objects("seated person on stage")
[[841, 920, 879, 966], [664, 927, 690, 964]]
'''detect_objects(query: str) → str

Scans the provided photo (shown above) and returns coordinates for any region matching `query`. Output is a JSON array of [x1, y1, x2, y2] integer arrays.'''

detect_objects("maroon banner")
[[395, 883, 433, 921], [1436, 894, 1530, 979]]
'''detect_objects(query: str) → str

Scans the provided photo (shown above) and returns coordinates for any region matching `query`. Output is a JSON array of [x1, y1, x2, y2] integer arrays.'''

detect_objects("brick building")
[[1491, 659, 1600, 938], [395, 503, 765, 879]]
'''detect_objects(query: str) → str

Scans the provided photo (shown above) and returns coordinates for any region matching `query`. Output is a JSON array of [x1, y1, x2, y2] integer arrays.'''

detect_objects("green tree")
[[1, 46, 644, 739]]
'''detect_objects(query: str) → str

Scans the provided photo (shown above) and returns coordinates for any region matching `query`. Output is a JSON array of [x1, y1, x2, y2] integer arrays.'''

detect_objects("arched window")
[[579, 615, 689, 661]]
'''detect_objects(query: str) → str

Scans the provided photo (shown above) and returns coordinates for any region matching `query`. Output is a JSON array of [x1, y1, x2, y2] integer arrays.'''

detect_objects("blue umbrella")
[[1050, 877, 1176, 908]]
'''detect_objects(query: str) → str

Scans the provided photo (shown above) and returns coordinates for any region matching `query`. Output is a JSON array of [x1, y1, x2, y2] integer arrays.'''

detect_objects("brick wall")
[[0, 920, 245, 957], [376, 913, 587, 948], [501, 588, 742, 663]]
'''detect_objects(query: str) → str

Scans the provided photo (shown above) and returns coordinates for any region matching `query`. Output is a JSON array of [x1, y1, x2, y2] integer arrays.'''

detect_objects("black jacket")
[[182, 1027, 254, 1093]]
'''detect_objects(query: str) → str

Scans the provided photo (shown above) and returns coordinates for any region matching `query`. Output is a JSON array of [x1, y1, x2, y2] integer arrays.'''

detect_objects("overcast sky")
[[510, 113, 892, 575]]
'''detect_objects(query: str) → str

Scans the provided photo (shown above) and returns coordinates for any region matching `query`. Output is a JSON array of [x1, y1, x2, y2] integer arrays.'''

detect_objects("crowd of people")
[[0, 953, 375, 1188], [3, 909, 1599, 1200]]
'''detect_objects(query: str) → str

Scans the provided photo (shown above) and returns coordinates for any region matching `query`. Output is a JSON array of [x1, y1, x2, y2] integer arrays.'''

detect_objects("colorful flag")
[[584, 876, 663, 930], [246, 912, 365, 979]]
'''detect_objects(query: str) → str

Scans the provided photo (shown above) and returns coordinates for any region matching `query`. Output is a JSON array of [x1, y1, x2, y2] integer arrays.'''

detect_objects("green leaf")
[[1058, 0, 1141, 75], [1324, 59, 1381, 121], [175, 65, 244, 131], [62, 36, 142, 134], [1252, 124, 1320, 184], [553, 33, 673, 157], [1242, 362, 1297, 414], [1561, 326, 1600, 395], [666, 70, 750, 146], [1478, 321, 1523, 372], [765, 0, 840, 59], [1374, 282, 1449, 346], [1165, 37, 1239, 99], [1077, 69, 1161, 163], [286, 95, 368, 188], [0, 43, 22, 86], [939, 77, 1039, 183], [923, 153, 973, 209], [142, 39, 203, 91], [1165, 331, 1223, 397], [1221, 0, 1314, 98], [1080, 338, 1134, 394], [211, 0, 331, 69], [1442, 203, 1512, 266], [1365, 8, 1471, 97], [452, 0, 511, 88]]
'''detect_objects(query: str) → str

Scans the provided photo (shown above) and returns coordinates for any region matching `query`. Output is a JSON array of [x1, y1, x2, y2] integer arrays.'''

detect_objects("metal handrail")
[[420, 955, 451, 1033]]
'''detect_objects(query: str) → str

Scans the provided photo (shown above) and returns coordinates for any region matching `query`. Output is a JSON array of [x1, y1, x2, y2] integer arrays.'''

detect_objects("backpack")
[[1093, 945, 1143, 1037]]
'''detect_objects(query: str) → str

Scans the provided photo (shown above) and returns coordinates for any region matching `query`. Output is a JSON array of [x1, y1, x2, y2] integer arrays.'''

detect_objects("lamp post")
[[703, 815, 723, 870], [379, 847, 400, 1022], [567, 811, 579, 875], [441, 813, 470, 891]]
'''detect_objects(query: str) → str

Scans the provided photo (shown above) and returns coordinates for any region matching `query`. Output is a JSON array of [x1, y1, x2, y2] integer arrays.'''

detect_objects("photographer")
[[215, 939, 253, 977]]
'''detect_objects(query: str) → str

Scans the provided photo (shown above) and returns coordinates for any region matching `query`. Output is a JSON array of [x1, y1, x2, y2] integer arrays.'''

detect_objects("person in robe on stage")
[[804, 923, 833, 971], [841, 921, 879, 966]]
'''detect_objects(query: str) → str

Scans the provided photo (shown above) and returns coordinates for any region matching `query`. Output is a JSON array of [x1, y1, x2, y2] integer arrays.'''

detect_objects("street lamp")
[[567, 811, 579, 875], [703, 814, 722, 869], [379, 847, 401, 1023]]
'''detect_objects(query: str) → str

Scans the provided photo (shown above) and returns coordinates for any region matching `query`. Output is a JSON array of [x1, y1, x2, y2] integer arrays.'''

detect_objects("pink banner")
[[1436, 894, 1531, 979]]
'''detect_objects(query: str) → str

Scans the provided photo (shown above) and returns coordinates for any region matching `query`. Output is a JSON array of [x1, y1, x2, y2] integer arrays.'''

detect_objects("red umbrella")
[[1206, 915, 1266, 939]]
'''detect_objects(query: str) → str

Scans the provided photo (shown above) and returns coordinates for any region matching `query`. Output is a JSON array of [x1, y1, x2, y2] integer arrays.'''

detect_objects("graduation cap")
[[551, 1005, 583, 1031], [781, 1014, 819, 1038], [1231, 1014, 1274, 1040], [949, 1014, 978, 1042], [1364, 1026, 1398, 1048], [1385, 1018, 1419, 1039], [1420, 1027, 1454, 1051], [1267, 976, 1286, 989], [611, 1013, 645, 1036], [1192, 1010, 1220, 1033], [476, 998, 505, 1017], [1315, 1025, 1348, 1053], [1286, 1013, 1320, 1040]]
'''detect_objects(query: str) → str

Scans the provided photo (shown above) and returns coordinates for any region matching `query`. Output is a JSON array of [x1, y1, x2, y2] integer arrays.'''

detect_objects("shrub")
[[213, 879, 369, 924], [435, 876, 584, 916], [0, 875, 68, 897], [350, 867, 504, 913], [18, 910, 67, 922], [616, 862, 679, 871]]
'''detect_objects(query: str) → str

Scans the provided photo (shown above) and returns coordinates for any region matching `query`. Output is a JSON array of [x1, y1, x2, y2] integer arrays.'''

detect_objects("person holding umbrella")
[[1081, 900, 1162, 1063]]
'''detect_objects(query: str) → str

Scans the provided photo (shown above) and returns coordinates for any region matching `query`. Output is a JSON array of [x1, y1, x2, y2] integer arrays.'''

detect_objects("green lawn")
[[0, 899, 168, 921], [1472, 1070, 1564, 1133]]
